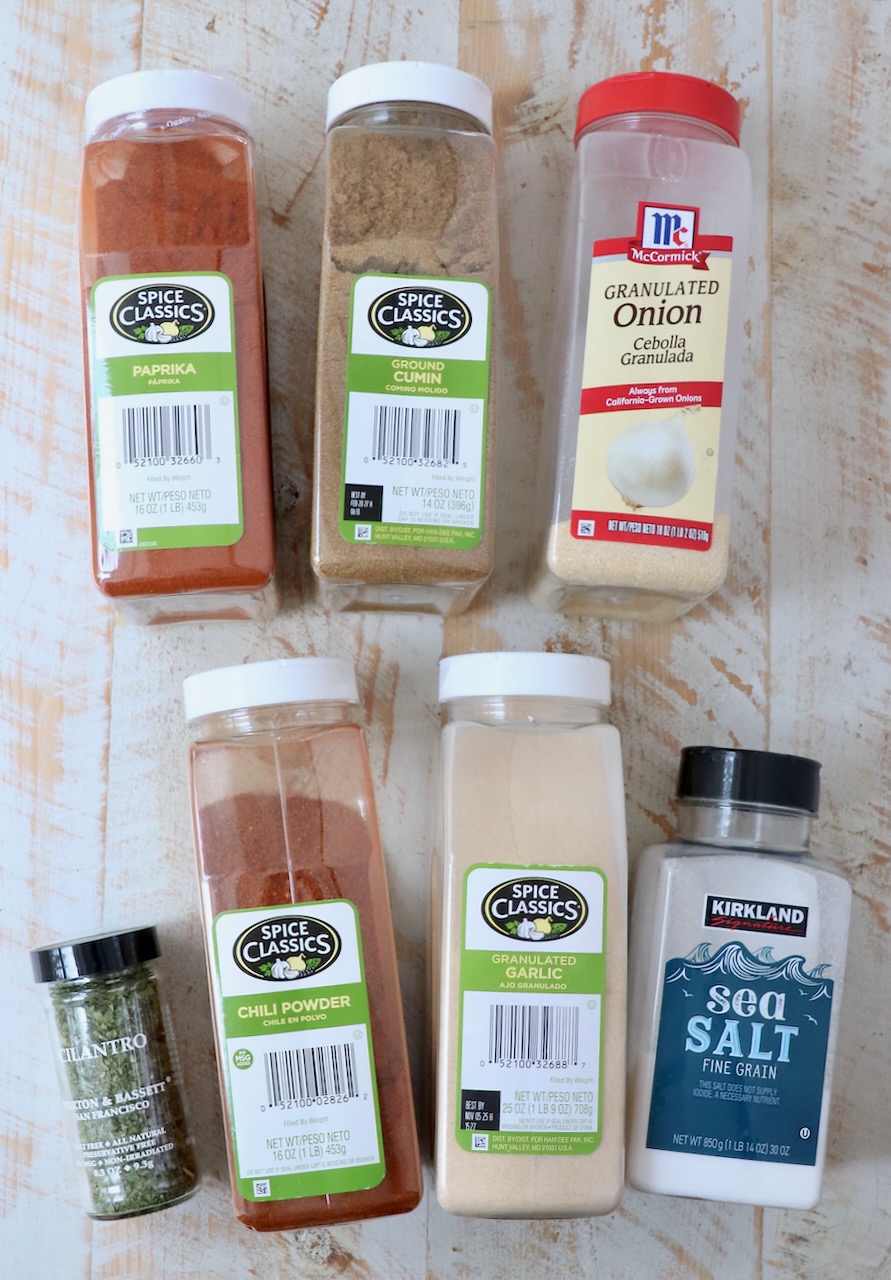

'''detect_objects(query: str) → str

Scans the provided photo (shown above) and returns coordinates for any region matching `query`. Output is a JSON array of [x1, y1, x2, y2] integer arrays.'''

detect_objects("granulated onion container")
[[312, 62, 497, 614], [531, 72, 752, 621], [183, 657, 421, 1231], [80, 70, 277, 623], [433, 652, 627, 1217], [626, 748, 851, 1208]]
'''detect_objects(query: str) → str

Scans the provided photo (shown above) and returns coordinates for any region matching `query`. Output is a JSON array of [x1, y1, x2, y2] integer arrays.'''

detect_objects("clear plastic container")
[[627, 748, 851, 1208], [183, 658, 421, 1231], [31, 927, 198, 1219], [312, 62, 498, 614], [433, 652, 627, 1217], [80, 70, 277, 623], [531, 72, 752, 621]]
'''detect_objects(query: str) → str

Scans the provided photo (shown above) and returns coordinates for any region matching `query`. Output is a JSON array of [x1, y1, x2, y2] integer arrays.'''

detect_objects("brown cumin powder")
[[312, 105, 498, 611]]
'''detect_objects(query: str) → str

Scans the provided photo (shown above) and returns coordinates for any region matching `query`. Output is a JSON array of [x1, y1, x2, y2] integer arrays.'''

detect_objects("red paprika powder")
[[79, 70, 277, 623]]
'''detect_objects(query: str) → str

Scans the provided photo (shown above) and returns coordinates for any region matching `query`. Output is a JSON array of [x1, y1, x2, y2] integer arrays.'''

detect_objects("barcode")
[[372, 404, 460, 463], [121, 403, 212, 463], [264, 1042, 358, 1106], [488, 1004, 580, 1065]]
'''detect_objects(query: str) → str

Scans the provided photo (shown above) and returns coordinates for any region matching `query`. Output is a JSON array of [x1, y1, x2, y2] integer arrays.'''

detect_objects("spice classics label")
[[456, 864, 606, 1156], [339, 273, 491, 549], [211, 900, 385, 1201], [571, 202, 734, 550], [647, 937, 834, 1166], [88, 271, 244, 552]]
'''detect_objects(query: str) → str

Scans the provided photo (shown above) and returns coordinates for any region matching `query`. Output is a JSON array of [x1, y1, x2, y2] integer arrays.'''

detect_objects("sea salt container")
[[531, 72, 752, 621], [626, 747, 851, 1208]]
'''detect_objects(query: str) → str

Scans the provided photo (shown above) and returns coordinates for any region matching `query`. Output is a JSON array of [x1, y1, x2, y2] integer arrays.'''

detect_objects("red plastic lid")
[[575, 71, 740, 145]]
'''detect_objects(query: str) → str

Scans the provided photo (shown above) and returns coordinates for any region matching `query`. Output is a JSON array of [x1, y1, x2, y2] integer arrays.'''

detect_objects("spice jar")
[[433, 652, 627, 1217], [183, 657, 422, 1231], [531, 72, 752, 621], [626, 748, 851, 1208], [31, 926, 198, 1219], [79, 70, 277, 623], [312, 61, 498, 614]]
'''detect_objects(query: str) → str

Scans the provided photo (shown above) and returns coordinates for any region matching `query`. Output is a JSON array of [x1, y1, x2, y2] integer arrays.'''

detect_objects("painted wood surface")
[[2, 0, 889, 1276]]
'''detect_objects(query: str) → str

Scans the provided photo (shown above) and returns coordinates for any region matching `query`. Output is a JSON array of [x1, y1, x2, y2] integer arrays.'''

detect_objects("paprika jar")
[[312, 62, 498, 614], [531, 72, 752, 621], [433, 652, 628, 1216], [183, 657, 422, 1231], [626, 748, 851, 1208], [79, 70, 278, 623]]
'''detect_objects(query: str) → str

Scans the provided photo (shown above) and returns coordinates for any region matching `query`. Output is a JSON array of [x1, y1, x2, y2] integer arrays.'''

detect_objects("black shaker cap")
[[31, 926, 160, 983], [677, 747, 820, 814]]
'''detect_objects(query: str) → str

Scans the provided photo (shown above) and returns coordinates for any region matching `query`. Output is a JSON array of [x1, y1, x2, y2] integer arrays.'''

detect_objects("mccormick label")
[[570, 201, 734, 549], [455, 864, 606, 1156], [211, 901, 385, 1201], [89, 272, 243, 552], [339, 273, 491, 549]]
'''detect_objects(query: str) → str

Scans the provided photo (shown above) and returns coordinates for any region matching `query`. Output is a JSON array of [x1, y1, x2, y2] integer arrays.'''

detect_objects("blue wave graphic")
[[666, 941, 833, 1000]]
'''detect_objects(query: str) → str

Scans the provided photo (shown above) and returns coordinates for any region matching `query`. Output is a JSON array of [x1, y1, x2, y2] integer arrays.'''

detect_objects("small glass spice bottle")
[[433, 652, 628, 1217], [312, 61, 498, 614], [183, 657, 422, 1231], [626, 748, 851, 1208], [31, 926, 198, 1219], [531, 72, 752, 621], [79, 69, 277, 623]]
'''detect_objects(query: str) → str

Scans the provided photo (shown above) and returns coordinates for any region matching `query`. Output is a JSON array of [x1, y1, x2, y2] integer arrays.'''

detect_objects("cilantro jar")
[[31, 926, 198, 1219]]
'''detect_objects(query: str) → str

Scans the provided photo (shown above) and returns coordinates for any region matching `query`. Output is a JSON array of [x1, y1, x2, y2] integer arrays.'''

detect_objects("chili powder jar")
[[530, 72, 752, 621], [31, 926, 198, 1219], [312, 62, 498, 614], [79, 70, 278, 623], [183, 657, 422, 1231]]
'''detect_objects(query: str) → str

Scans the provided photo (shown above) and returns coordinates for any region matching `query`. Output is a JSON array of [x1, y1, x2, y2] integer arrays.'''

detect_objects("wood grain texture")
[[1, 0, 889, 1276]]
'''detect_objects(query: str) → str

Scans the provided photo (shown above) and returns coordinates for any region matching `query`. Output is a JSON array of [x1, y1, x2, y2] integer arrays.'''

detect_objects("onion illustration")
[[606, 411, 697, 508]]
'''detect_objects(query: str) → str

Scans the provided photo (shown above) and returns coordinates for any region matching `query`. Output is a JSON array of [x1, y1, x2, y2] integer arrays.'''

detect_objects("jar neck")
[[88, 108, 251, 144], [441, 695, 608, 728], [579, 111, 736, 147], [190, 701, 358, 738], [330, 101, 489, 135], [677, 799, 814, 852], [47, 962, 155, 995]]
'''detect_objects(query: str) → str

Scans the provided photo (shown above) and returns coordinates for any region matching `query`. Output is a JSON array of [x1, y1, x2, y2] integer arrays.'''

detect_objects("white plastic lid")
[[326, 61, 493, 134], [84, 69, 254, 141], [183, 658, 359, 721], [438, 652, 611, 705]]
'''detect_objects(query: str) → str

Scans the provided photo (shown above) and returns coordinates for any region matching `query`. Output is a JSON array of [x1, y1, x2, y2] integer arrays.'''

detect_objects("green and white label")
[[456, 864, 606, 1156], [340, 273, 491, 549], [89, 272, 243, 551], [211, 901, 385, 1202]]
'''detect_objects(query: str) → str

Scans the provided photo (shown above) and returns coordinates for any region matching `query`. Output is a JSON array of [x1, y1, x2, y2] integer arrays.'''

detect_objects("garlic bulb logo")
[[606, 411, 697, 508]]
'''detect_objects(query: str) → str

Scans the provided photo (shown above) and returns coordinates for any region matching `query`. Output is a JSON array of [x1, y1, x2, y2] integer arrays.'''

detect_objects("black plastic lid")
[[677, 747, 820, 814], [31, 926, 160, 983]]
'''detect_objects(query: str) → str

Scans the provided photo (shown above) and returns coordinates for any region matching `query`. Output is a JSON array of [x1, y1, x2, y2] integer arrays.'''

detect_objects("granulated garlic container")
[[531, 72, 752, 621], [627, 748, 851, 1209], [433, 652, 627, 1217], [312, 62, 497, 614]]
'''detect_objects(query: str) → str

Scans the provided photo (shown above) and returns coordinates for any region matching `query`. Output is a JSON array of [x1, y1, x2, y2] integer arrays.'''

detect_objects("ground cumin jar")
[[531, 73, 752, 621], [312, 62, 498, 614], [627, 748, 851, 1209], [183, 658, 421, 1231], [433, 652, 627, 1217], [79, 70, 277, 623]]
